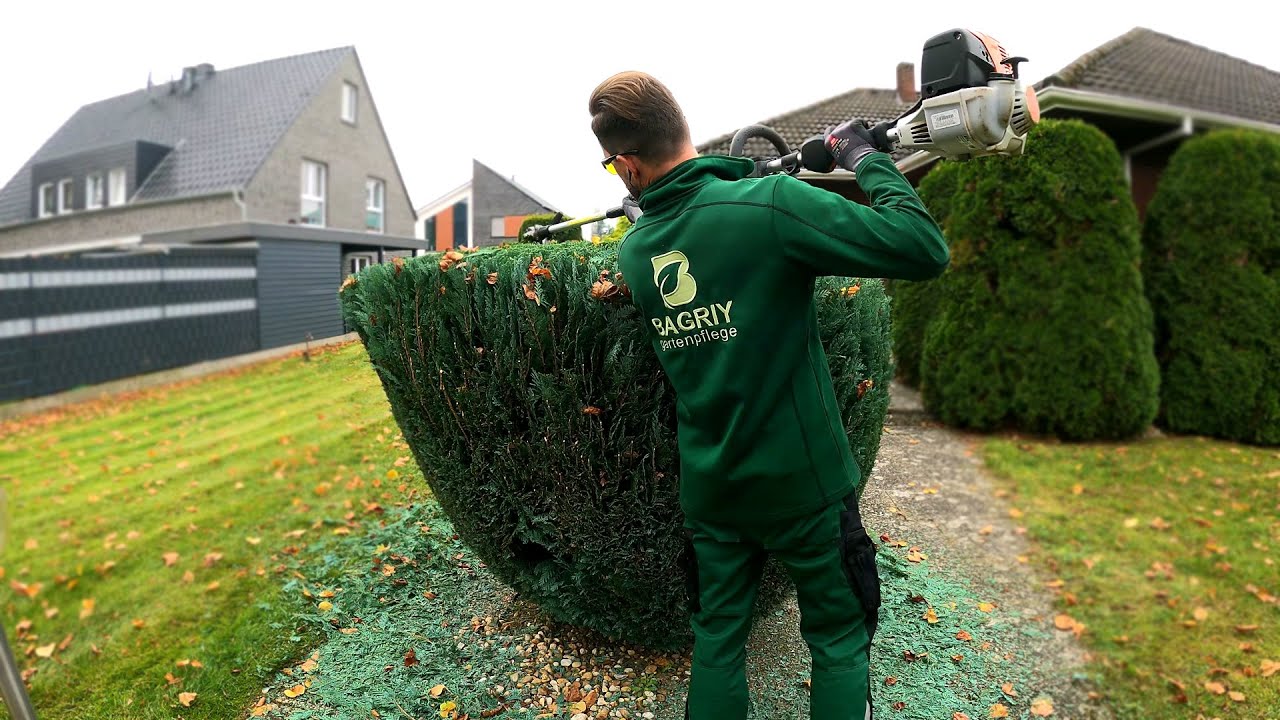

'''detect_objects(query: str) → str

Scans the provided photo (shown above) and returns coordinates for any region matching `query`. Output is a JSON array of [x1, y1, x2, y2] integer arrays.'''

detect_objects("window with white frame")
[[341, 82, 358, 124], [301, 160, 327, 226], [38, 183, 55, 218], [365, 178, 385, 233], [86, 173, 105, 210], [346, 253, 375, 276], [107, 168, 127, 206], [56, 178, 74, 214]]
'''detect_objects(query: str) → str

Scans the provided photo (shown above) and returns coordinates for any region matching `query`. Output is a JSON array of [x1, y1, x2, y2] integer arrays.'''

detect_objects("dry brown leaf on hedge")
[[989, 703, 1009, 718], [953, 713, 970, 720], [977, 602, 996, 613], [956, 630, 973, 642], [1001, 683, 1017, 697], [487, 272, 498, 285], [1029, 698, 1054, 716], [283, 684, 307, 698], [404, 649, 419, 667], [429, 684, 446, 698], [393, 256, 405, 274], [856, 379, 874, 399], [923, 608, 938, 624], [582, 406, 602, 415], [522, 284, 539, 304]]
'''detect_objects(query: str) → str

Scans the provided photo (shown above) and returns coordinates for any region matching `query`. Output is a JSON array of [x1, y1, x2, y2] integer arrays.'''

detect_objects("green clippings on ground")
[[276, 500, 1060, 720], [983, 435, 1280, 719], [0, 342, 417, 719]]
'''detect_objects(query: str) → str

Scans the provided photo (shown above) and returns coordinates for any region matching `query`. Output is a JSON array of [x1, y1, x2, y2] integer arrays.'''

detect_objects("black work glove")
[[824, 118, 880, 172], [622, 195, 642, 223]]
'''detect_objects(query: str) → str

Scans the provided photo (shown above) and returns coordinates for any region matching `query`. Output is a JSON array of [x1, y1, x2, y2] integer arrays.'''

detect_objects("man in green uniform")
[[588, 71, 949, 719]]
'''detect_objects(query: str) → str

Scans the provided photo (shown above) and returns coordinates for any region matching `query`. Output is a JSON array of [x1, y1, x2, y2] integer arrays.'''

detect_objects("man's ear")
[[614, 154, 640, 179]]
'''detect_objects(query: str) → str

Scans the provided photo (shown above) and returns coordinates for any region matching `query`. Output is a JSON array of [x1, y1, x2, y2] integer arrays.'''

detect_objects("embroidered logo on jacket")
[[651, 251, 698, 309]]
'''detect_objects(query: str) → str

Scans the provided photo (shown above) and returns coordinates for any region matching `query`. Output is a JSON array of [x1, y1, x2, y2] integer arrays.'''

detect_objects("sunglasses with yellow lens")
[[602, 149, 640, 175]]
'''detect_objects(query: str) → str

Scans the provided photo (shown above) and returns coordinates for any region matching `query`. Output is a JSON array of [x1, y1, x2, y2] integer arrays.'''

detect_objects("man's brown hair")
[[589, 71, 690, 163]]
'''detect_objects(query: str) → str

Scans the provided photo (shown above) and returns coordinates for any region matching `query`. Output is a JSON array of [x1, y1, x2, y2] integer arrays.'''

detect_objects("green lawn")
[[983, 434, 1280, 719], [0, 341, 417, 719]]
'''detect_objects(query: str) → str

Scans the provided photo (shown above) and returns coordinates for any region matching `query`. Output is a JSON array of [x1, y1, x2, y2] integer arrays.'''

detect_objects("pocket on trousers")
[[682, 528, 701, 614], [838, 494, 882, 640]]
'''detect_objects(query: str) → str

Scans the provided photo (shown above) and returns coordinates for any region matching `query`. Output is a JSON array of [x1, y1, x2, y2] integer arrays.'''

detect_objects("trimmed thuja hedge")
[[338, 242, 893, 648], [910, 119, 1160, 440], [1142, 129, 1280, 445]]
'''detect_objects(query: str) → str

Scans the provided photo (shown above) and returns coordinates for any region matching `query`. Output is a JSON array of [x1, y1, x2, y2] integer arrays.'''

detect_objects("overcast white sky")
[[2, 0, 1278, 226]]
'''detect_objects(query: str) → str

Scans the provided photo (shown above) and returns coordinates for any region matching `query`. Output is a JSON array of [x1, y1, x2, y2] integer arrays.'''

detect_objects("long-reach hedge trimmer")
[[524, 28, 1039, 242]]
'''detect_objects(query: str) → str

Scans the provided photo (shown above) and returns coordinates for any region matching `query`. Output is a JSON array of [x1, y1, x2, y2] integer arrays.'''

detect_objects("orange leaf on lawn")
[[989, 704, 1009, 718], [80, 598, 96, 620], [162, 552, 179, 567], [178, 692, 197, 707], [1053, 614, 1077, 631], [1204, 681, 1226, 695]]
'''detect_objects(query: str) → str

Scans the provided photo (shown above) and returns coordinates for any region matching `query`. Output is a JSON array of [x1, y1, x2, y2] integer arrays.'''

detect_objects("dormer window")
[[38, 183, 55, 218], [86, 173, 105, 210], [56, 178, 74, 214], [108, 168, 127, 206], [341, 82, 358, 124]]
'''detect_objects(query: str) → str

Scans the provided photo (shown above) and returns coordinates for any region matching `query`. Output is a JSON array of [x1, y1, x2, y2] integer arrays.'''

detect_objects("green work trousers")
[[683, 491, 881, 719]]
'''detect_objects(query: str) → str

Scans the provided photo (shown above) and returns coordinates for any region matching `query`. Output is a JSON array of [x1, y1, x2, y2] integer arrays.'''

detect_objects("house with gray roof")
[[0, 45, 421, 263], [414, 160, 564, 250], [697, 28, 1280, 217], [0, 46, 428, 403]]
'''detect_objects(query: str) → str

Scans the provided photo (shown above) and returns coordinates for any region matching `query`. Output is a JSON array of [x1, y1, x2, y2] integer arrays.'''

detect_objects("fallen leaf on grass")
[[906, 547, 927, 563], [80, 598, 95, 619], [162, 552, 179, 567], [246, 536, 261, 545], [203, 553, 223, 568], [1261, 659, 1278, 677], [131, 619, 145, 630], [205, 581, 220, 593], [283, 684, 306, 698], [989, 704, 1009, 718], [1228, 691, 1246, 702], [250, 700, 276, 716], [178, 692, 197, 707], [1236, 624, 1259, 634], [1029, 698, 1054, 716], [1053, 614, 1077, 631], [1123, 517, 1140, 528], [182, 571, 195, 584], [35, 643, 56, 659], [1204, 681, 1226, 695], [9, 581, 41, 599], [1193, 607, 1209, 621]]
